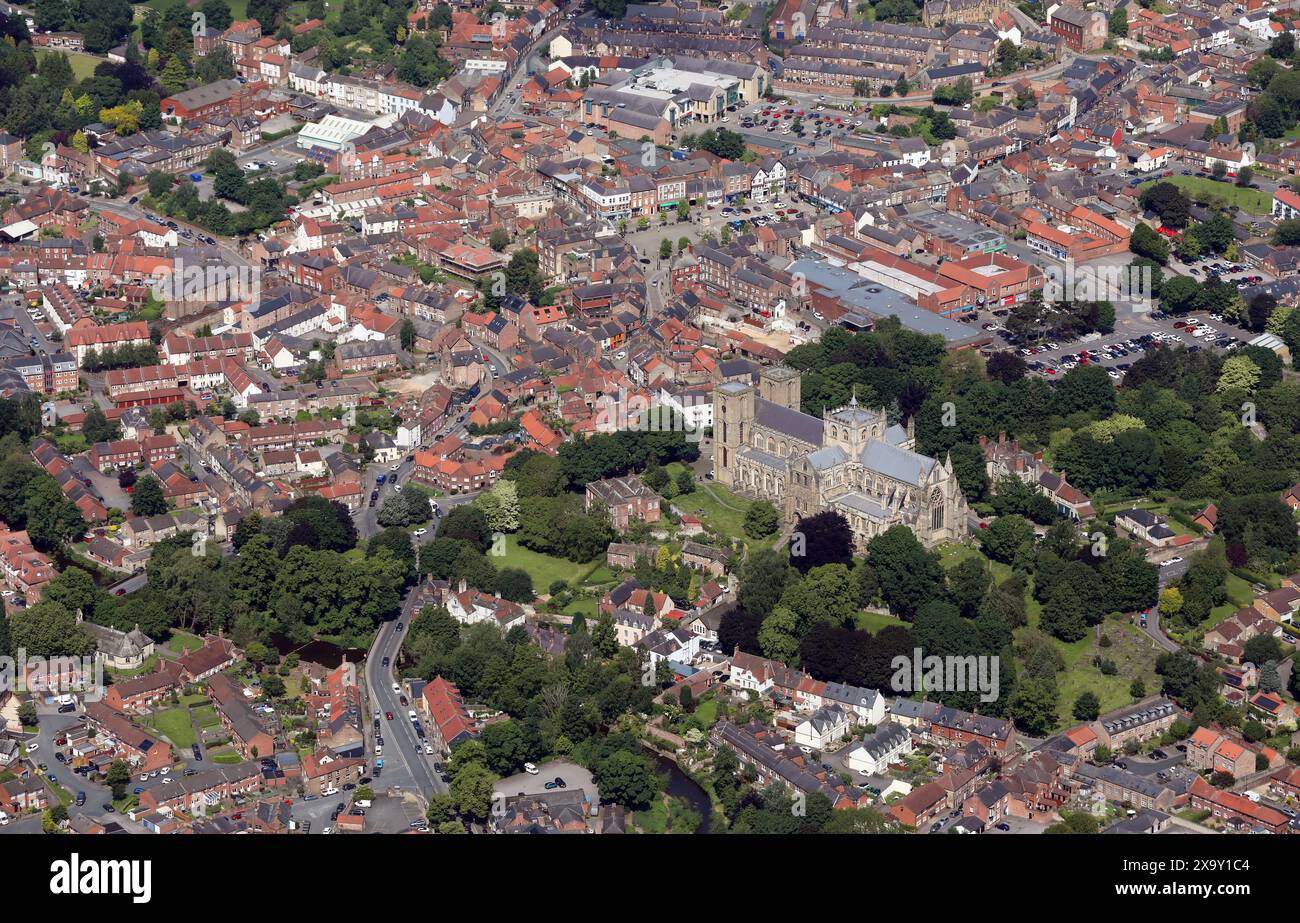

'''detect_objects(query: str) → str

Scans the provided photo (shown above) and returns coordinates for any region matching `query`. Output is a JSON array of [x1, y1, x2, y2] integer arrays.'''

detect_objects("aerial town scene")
[[0, 0, 1299, 852]]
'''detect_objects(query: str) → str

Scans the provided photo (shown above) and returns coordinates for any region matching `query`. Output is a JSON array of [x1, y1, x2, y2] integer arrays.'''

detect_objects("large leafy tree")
[[130, 475, 167, 516], [866, 526, 943, 618], [790, 510, 854, 573], [738, 548, 792, 620]]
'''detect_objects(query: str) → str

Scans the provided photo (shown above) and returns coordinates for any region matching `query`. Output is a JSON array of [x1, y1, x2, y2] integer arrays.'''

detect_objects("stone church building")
[[713, 365, 968, 549]]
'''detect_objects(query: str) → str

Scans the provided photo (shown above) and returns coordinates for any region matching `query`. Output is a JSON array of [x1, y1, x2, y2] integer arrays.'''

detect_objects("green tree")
[[743, 499, 780, 538], [1073, 690, 1101, 721], [449, 760, 498, 821], [866, 525, 943, 618], [1008, 675, 1060, 735], [130, 475, 168, 516], [595, 749, 657, 810]]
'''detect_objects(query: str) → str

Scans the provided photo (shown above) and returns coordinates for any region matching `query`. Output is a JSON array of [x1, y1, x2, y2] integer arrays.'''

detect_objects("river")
[[652, 752, 713, 834]]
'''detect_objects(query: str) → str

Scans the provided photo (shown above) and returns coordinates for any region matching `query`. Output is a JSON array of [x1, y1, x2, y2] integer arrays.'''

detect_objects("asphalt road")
[[25, 705, 144, 831], [490, 27, 564, 121], [363, 595, 444, 804], [1142, 556, 1191, 653]]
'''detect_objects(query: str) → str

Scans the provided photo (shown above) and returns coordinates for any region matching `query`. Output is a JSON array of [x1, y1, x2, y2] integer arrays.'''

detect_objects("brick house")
[[584, 475, 661, 531], [103, 663, 184, 713], [1189, 776, 1288, 833], [136, 762, 263, 814], [300, 749, 365, 795], [208, 672, 275, 760], [1185, 726, 1256, 779], [82, 702, 174, 772], [1089, 699, 1178, 750], [888, 780, 948, 828]]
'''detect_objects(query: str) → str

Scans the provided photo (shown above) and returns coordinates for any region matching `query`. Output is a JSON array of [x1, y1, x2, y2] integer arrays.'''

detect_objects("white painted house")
[[845, 721, 913, 775], [794, 704, 851, 751]]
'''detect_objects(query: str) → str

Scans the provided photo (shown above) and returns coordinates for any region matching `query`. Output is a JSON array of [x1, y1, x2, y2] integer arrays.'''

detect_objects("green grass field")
[[1202, 573, 1256, 630], [1045, 620, 1159, 726], [495, 534, 591, 590], [192, 705, 221, 729], [563, 596, 598, 619], [693, 696, 719, 728], [144, 707, 196, 748], [166, 631, 205, 654], [937, 542, 1144, 728], [34, 50, 101, 81], [667, 477, 776, 551], [1138, 176, 1272, 215], [854, 610, 906, 633]]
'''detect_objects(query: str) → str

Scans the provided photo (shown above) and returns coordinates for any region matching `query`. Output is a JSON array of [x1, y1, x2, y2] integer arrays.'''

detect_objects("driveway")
[[494, 760, 595, 801]]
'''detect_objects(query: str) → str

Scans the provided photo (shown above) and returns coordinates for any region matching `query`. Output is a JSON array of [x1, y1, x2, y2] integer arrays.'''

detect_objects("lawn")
[[494, 534, 591, 591], [166, 631, 204, 654], [210, 749, 243, 765], [1201, 573, 1255, 631], [693, 696, 719, 728], [1224, 573, 1255, 609], [563, 596, 598, 619], [854, 610, 906, 633], [937, 542, 1144, 728], [1024, 613, 1160, 729], [582, 564, 617, 586], [1137, 176, 1272, 216], [665, 468, 775, 550], [192, 705, 221, 729], [144, 707, 196, 749], [34, 50, 101, 80]]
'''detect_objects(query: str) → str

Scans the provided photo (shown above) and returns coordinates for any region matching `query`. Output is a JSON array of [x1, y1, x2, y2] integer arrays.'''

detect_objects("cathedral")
[[713, 366, 968, 550]]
